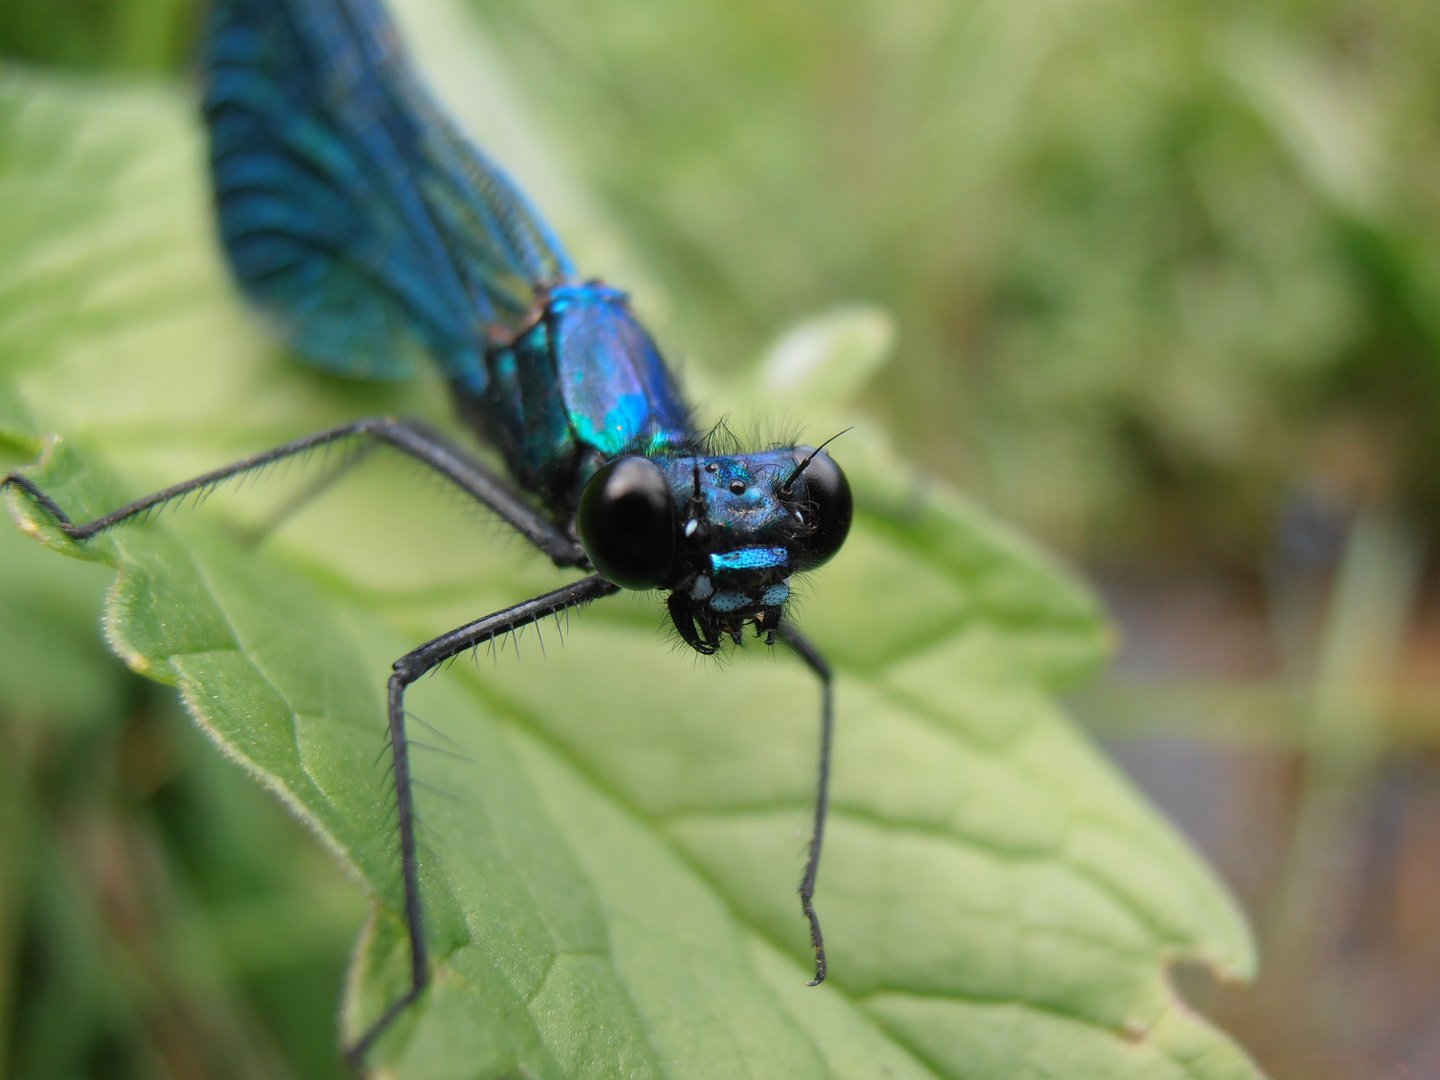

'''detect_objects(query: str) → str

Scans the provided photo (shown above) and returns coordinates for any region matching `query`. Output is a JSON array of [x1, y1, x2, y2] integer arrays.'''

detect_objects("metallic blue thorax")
[[455, 285, 692, 512]]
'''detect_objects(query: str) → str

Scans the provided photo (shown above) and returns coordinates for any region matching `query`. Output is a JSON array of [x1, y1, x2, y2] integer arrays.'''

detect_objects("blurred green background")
[[3, 0, 1440, 1077]]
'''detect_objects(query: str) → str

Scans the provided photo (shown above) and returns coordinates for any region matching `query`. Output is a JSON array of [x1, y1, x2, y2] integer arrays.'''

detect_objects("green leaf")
[[0, 61, 1260, 1079]]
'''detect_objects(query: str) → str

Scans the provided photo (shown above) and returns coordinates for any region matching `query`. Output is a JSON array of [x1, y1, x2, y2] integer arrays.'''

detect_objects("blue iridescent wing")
[[203, 0, 575, 381]]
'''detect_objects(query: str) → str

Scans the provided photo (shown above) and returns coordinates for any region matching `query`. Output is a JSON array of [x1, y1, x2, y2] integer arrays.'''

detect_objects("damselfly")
[[2, 0, 852, 1066]]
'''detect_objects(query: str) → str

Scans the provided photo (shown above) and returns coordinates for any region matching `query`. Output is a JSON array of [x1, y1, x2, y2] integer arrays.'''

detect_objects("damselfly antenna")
[[781, 428, 853, 494]]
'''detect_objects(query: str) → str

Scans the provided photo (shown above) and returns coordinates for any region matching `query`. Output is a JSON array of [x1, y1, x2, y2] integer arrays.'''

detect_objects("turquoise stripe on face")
[[710, 547, 789, 574]]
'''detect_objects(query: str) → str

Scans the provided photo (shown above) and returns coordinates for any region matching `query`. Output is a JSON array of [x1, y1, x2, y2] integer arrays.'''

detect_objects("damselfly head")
[[575, 445, 853, 653]]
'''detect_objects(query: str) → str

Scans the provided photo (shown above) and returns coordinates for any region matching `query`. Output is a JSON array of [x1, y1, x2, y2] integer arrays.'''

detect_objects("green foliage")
[[0, 473, 363, 1079], [0, 62, 1261, 1078], [0, 0, 194, 74]]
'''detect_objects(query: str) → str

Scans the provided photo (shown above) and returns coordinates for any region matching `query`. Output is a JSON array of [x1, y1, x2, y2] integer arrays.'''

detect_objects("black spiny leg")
[[1, 417, 587, 568], [779, 623, 833, 986], [235, 441, 378, 547], [342, 573, 620, 1068], [2, 421, 607, 1074]]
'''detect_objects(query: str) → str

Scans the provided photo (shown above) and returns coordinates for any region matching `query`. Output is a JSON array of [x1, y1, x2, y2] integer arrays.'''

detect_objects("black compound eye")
[[789, 447, 852, 571], [577, 457, 677, 589]]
